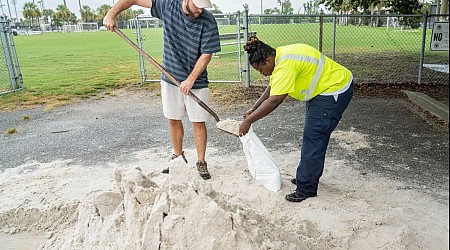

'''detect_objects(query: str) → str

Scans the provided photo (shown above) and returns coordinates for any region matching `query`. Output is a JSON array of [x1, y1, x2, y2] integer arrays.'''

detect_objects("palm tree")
[[22, 2, 40, 26], [133, 9, 144, 16], [276, 0, 294, 14], [80, 5, 96, 22], [118, 9, 133, 21], [318, 0, 343, 13], [42, 8, 53, 24], [55, 4, 71, 24], [96, 4, 112, 22]]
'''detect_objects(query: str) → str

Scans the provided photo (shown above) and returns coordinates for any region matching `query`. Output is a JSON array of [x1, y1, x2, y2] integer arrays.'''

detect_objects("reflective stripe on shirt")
[[276, 53, 326, 101]]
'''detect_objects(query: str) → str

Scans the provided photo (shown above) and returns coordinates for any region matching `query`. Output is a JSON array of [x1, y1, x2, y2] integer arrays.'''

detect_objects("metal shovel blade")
[[216, 118, 240, 137]]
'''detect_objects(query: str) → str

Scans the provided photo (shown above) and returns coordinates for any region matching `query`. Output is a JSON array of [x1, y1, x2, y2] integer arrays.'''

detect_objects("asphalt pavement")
[[1, 90, 448, 202]]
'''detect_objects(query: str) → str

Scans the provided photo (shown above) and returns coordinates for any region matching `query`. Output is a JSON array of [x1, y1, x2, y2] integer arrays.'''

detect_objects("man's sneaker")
[[162, 151, 188, 174], [196, 160, 211, 180], [285, 191, 316, 203]]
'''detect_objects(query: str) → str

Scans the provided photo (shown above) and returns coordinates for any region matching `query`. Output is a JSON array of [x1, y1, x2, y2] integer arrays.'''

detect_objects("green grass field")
[[0, 23, 447, 111], [1, 30, 147, 110]]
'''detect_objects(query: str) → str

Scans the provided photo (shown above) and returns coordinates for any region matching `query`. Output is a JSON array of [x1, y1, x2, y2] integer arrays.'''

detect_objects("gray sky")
[[2, 0, 309, 19]]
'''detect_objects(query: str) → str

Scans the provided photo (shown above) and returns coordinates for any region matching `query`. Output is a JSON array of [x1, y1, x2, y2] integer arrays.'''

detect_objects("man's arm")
[[179, 54, 213, 94], [103, 0, 152, 31]]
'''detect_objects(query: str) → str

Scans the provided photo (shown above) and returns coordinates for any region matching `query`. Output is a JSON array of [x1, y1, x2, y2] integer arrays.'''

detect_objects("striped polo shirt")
[[151, 0, 221, 89]]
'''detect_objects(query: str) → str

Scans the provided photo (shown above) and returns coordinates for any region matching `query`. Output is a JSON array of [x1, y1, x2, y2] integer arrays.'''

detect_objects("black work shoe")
[[290, 178, 296, 185], [285, 192, 314, 203], [162, 151, 188, 174], [196, 160, 211, 180]]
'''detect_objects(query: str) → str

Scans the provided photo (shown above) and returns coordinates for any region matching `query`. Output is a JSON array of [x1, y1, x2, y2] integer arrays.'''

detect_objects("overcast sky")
[[2, 0, 310, 19]]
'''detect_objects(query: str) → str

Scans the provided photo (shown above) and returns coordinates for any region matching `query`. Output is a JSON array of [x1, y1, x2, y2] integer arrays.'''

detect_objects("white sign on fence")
[[430, 22, 449, 51]]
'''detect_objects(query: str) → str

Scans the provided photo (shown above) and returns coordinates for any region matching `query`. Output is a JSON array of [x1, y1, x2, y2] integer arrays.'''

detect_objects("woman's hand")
[[239, 120, 251, 136], [240, 108, 254, 136]]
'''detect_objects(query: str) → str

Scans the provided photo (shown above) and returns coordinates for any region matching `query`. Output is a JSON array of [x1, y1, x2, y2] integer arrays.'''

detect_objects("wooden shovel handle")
[[113, 27, 220, 122]]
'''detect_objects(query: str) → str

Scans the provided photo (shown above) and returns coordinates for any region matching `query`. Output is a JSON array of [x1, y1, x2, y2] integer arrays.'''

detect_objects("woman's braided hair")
[[243, 36, 276, 65]]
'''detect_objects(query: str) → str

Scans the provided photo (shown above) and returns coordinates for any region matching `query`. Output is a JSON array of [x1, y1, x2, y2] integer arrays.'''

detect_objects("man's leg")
[[186, 88, 211, 180], [169, 119, 184, 156], [160, 81, 188, 174], [192, 122, 210, 179], [192, 121, 206, 161]]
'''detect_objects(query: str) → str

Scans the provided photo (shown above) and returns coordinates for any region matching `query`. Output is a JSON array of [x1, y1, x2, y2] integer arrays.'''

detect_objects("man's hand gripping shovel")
[[113, 27, 240, 137]]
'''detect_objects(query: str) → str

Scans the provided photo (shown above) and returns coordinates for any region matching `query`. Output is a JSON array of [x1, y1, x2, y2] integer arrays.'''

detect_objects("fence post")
[[332, 15, 337, 60], [318, 15, 323, 52], [243, 5, 250, 88], [236, 11, 243, 83], [418, 13, 428, 85], [135, 15, 146, 85], [0, 15, 18, 90]]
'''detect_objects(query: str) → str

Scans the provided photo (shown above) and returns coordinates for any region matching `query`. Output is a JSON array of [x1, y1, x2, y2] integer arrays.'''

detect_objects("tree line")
[[12, 0, 446, 29], [16, 2, 143, 28], [263, 0, 436, 15]]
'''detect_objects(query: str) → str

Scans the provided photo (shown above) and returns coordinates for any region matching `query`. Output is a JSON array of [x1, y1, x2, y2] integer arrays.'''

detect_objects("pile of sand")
[[42, 159, 324, 249], [0, 129, 448, 249]]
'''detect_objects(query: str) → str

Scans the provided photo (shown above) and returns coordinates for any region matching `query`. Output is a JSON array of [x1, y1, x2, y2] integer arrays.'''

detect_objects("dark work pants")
[[295, 83, 354, 197]]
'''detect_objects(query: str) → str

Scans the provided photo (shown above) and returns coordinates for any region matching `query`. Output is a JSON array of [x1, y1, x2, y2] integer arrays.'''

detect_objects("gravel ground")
[[1, 84, 449, 202]]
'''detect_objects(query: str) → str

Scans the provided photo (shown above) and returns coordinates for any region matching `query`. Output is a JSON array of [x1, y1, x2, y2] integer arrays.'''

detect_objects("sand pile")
[[37, 157, 334, 249], [0, 129, 448, 249]]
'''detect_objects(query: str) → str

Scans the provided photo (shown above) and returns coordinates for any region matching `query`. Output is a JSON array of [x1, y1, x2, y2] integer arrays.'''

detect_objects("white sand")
[[216, 118, 240, 136], [0, 130, 448, 249]]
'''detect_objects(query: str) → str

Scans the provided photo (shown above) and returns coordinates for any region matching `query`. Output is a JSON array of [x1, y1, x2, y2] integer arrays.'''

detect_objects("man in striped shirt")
[[104, 0, 220, 180]]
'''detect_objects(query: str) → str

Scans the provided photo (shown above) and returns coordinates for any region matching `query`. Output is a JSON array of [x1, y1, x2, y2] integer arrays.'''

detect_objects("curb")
[[402, 90, 449, 123]]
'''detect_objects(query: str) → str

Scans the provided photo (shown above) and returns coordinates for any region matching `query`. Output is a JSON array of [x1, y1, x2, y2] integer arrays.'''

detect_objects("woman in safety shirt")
[[239, 36, 354, 203]]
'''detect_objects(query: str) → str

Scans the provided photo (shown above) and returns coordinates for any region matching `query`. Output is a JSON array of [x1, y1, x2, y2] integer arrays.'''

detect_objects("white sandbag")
[[239, 126, 281, 192]]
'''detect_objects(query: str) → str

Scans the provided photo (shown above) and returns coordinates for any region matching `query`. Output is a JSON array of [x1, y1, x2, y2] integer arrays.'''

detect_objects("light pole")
[[78, 0, 82, 21], [37, 0, 44, 12], [5, 0, 12, 19], [0, 0, 4, 15], [12, 0, 18, 22], [259, 0, 263, 25], [261, 0, 263, 14]]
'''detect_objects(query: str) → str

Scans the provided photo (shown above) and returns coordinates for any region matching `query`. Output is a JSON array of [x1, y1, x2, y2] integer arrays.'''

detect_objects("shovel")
[[113, 27, 240, 137]]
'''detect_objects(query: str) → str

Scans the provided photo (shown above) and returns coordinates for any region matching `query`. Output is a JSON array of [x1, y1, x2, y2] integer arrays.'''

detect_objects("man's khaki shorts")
[[160, 80, 210, 122]]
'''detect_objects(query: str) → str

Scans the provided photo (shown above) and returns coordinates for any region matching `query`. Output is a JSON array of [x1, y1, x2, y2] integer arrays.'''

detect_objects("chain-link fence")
[[135, 11, 448, 86], [246, 13, 448, 85], [0, 15, 23, 95]]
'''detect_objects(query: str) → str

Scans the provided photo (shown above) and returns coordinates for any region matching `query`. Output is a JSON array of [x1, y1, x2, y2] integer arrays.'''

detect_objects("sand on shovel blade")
[[216, 118, 240, 136]]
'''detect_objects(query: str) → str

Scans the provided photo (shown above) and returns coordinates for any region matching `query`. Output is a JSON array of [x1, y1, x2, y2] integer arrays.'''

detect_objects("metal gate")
[[0, 15, 23, 95], [133, 12, 248, 84]]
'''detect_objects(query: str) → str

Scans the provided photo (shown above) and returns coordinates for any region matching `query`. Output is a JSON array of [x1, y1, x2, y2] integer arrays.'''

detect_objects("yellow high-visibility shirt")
[[270, 44, 352, 101]]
